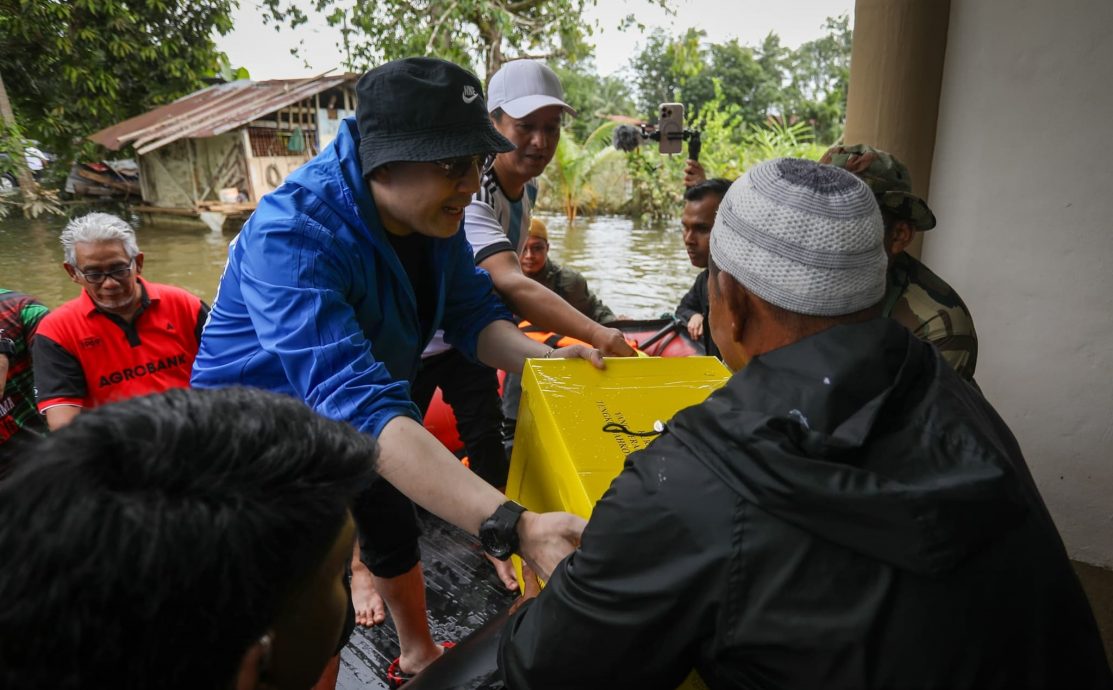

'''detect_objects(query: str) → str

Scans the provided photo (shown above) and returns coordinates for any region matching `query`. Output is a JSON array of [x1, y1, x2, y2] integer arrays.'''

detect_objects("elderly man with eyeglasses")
[[191, 57, 594, 686], [31, 212, 208, 431]]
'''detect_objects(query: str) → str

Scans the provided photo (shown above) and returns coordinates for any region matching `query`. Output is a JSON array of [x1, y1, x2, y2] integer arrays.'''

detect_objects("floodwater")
[[0, 210, 699, 318]]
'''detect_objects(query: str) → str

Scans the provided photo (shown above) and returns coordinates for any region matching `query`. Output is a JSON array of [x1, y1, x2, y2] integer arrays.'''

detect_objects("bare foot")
[[485, 552, 520, 592], [351, 547, 386, 627], [397, 642, 449, 676]]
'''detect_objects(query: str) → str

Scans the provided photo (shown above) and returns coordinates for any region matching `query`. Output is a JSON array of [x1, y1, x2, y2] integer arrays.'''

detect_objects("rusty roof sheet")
[[88, 74, 354, 154]]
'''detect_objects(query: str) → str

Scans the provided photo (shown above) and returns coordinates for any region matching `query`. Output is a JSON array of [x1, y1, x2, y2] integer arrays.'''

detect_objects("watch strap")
[[481, 500, 526, 560]]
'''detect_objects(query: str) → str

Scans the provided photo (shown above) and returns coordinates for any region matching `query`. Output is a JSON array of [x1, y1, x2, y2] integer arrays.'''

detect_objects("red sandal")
[[386, 641, 456, 688]]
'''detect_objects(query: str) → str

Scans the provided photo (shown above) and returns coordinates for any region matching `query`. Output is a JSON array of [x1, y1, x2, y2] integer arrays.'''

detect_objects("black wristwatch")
[[0, 335, 15, 358], [479, 500, 526, 561]]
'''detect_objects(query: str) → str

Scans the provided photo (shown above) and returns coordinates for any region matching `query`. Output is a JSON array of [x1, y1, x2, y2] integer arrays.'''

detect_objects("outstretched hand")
[[508, 562, 543, 615], [515, 510, 586, 581], [550, 343, 606, 369], [591, 326, 636, 357]]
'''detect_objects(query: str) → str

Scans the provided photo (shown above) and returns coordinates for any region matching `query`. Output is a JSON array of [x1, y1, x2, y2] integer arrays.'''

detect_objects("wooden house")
[[88, 73, 357, 230]]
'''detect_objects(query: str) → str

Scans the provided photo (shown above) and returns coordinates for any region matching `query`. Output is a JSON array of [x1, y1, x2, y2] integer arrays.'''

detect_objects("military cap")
[[528, 217, 548, 240], [820, 144, 937, 230]]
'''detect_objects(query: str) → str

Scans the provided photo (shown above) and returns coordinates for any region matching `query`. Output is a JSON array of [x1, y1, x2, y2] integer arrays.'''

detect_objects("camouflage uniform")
[[0, 289, 49, 470], [531, 259, 617, 325], [822, 144, 978, 381], [883, 252, 978, 380]]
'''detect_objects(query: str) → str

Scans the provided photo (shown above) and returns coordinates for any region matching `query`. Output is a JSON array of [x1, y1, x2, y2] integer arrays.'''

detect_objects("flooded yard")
[[0, 210, 697, 319]]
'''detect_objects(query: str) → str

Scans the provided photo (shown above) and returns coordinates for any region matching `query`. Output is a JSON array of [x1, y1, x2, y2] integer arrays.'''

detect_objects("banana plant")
[[542, 121, 621, 223]]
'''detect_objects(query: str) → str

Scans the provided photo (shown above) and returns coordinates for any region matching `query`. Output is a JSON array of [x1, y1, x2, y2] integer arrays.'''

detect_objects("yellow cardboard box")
[[506, 356, 730, 518], [506, 356, 730, 690]]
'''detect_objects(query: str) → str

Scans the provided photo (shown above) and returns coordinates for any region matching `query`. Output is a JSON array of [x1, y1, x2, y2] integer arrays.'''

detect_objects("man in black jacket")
[[675, 178, 731, 359], [499, 158, 1112, 689]]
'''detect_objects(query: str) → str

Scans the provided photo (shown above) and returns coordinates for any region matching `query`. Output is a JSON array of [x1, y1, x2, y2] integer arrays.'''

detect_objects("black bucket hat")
[[357, 57, 515, 173]]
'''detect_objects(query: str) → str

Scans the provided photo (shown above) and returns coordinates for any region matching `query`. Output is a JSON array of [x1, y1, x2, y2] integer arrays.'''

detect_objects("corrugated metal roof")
[[88, 74, 354, 154]]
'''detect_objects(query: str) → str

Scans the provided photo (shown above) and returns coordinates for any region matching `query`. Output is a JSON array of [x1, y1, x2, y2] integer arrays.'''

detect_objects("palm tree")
[[542, 121, 620, 223]]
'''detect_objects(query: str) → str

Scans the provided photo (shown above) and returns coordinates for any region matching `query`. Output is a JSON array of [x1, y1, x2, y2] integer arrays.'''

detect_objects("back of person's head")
[[0, 387, 377, 690], [710, 157, 886, 318], [60, 212, 140, 265], [683, 177, 732, 204]]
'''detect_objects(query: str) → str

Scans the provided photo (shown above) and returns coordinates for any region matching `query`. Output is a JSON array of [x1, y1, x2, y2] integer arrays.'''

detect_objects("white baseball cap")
[[486, 60, 577, 118]]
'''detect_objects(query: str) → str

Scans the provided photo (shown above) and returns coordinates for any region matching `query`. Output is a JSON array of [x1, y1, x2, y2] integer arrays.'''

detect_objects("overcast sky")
[[216, 0, 855, 80]]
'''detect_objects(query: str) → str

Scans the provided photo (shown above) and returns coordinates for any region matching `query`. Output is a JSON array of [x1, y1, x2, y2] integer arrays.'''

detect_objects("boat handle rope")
[[601, 420, 666, 437]]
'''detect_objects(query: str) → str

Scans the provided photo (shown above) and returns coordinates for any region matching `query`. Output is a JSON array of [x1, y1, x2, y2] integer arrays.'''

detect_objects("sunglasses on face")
[[430, 153, 496, 179], [75, 260, 135, 285]]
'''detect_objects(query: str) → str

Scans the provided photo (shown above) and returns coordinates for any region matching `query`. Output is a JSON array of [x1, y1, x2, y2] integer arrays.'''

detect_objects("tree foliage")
[[618, 80, 826, 223], [782, 15, 852, 144], [263, 0, 671, 80], [0, 0, 237, 163], [552, 61, 635, 141], [631, 15, 852, 143]]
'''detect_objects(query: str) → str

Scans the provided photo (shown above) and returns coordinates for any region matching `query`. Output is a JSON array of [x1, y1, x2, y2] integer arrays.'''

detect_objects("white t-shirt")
[[465, 171, 539, 262], [422, 170, 539, 358]]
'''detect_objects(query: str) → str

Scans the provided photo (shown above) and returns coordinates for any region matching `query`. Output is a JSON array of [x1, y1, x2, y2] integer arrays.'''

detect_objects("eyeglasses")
[[75, 260, 135, 285], [430, 153, 496, 179]]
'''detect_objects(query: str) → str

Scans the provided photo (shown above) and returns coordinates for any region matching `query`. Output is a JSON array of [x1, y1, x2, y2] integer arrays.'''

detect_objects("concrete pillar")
[[844, 0, 950, 256]]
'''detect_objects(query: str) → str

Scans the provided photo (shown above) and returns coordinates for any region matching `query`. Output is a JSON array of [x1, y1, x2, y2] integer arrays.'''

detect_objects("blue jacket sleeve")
[[236, 211, 421, 437], [439, 231, 515, 362]]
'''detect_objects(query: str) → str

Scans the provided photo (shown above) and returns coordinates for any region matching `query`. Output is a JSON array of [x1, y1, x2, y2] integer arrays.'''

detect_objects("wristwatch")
[[479, 500, 526, 561], [0, 334, 15, 358]]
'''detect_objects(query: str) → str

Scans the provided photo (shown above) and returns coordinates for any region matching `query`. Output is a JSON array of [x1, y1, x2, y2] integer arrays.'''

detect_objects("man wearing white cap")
[[497, 158, 1111, 689], [465, 59, 632, 350]]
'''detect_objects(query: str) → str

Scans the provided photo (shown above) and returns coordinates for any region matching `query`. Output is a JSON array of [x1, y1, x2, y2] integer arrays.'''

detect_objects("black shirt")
[[386, 230, 435, 339]]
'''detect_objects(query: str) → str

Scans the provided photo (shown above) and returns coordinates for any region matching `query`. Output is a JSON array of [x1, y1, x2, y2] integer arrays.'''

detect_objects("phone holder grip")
[[687, 130, 702, 162]]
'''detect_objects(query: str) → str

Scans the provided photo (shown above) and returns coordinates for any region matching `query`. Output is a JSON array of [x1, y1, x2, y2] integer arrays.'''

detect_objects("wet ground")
[[339, 511, 515, 689]]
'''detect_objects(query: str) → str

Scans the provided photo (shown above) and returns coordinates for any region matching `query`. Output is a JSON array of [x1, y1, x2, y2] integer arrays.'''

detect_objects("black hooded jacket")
[[500, 318, 1111, 689]]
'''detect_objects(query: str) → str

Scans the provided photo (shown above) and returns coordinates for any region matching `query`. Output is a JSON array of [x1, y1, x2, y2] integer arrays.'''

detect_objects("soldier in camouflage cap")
[[821, 144, 979, 381], [820, 144, 937, 231]]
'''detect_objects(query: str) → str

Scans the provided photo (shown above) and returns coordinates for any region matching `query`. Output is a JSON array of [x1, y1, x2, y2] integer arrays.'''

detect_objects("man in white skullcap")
[[495, 158, 1111, 689]]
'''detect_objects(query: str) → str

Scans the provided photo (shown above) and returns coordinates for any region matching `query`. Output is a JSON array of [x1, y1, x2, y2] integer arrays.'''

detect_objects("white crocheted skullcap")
[[710, 157, 887, 317]]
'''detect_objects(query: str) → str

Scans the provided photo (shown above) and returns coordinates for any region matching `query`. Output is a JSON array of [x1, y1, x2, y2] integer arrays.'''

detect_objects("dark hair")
[[0, 387, 378, 690], [683, 177, 732, 203]]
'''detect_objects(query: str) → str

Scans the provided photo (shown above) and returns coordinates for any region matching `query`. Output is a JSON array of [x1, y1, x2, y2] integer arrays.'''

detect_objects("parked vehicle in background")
[[0, 144, 53, 192], [23, 146, 50, 177]]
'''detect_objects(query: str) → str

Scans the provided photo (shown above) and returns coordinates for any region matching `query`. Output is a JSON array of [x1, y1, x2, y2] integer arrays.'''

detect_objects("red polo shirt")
[[33, 280, 208, 411]]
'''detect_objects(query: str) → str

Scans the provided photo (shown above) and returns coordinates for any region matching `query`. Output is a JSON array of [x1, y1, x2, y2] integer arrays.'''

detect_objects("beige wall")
[[246, 155, 310, 201], [140, 141, 196, 208], [139, 134, 242, 208], [926, 0, 1113, 567]]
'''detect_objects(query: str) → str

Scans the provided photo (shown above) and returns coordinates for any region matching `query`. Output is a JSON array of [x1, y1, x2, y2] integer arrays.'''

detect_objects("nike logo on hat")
[[462, 85, 478, 104]]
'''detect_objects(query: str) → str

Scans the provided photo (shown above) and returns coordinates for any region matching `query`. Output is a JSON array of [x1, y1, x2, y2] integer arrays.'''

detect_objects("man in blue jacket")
[[192, 57, 591, 683]]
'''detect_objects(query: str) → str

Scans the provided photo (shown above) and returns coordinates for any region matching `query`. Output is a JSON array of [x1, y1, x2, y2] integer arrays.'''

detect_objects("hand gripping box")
[[506, 356, 731, 690]]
